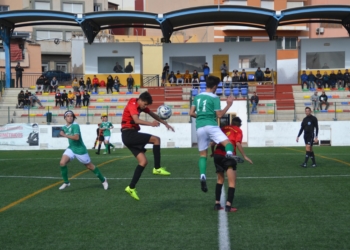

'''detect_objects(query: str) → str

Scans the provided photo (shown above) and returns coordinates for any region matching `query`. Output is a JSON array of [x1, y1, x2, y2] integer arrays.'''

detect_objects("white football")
[[157, 105, 172, 120]]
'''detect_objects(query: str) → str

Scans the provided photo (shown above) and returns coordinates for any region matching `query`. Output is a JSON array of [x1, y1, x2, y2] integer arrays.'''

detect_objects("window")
[[224, 0, 247, 6], [34, 1, 50, 10], [97, 57, 135, 73], [36, 31, 63, 41], [94, 4, 102, 12], [239, 55, 265, 69], [42, 64, 48, 73], [65, 32, 72, 41], [261, 0, 274, 10], [239, 37, 252, 42], [169, 56, 206, 73], [285, 37, 297, 49], [0, 5, 9, 11], [306, 52, 345, 69], [286, 1, 303, 9], [224, 36, 251, 42], [63, 3, 83, 13], [224, 37, 237, 42], [277, 37, 283, 49], [56, 63, 67, 73]]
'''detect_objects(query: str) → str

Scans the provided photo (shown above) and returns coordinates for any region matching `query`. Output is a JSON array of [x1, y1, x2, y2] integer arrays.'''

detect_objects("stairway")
[[255, 85, 275, 100], [275, 84, 295, 110]]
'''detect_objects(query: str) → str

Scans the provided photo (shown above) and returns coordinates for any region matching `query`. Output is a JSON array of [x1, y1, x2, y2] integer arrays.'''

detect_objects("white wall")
[[163, 42, 277, 72], [277, 59, 298, 84], [84, 43, 142, 74]]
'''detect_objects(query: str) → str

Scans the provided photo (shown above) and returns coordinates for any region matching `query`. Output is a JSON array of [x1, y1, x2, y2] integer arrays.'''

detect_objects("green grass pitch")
[[1, 146, 350, 250]]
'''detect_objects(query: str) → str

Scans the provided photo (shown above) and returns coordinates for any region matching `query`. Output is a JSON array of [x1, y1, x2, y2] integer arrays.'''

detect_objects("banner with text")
[[0, 123, 39, 146]]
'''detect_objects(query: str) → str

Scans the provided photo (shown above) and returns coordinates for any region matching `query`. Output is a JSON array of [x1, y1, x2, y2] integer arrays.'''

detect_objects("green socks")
[[104, 143, 109, 153], [225, 143, 234, 154], [198, 157, 207, 176], [60, 166, 69, 183], [92, 167, 105, 182]]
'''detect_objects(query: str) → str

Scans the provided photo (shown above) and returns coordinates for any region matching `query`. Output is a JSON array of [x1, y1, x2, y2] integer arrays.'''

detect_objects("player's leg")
[[103, 137, 110, 155], [225, 167, 237, 212], [197, 127, 210, 192], [214, 155, 225, 210], [301, 135, 312, 167], [310, 145, 316, 167], [148, 134, 171, 175], [59, 149, 73, 190], [125, 151, 147, 201], [77, 154, 108, 190]]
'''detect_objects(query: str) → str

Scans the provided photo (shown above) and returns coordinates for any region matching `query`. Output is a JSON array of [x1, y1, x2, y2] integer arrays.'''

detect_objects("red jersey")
[[214, 125, 243, 156], [121, 98, 150, 130]]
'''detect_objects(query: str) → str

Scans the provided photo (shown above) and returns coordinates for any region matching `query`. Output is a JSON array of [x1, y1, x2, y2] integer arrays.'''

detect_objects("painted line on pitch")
[[0, 156, 131, 161], [283, 147, 350, 167], [0, 155, 132, 213], [218, 184, 230, 250]]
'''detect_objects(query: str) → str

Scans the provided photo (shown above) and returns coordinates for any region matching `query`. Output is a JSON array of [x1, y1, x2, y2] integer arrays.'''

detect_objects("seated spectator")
[[239, 71, 248, 89], [315, 70, 323, 89], [255, 67, 264, 84], [72, 77, 79, 92], [183, 70, 191, 84], [17, 90, 25, 108], [61, 90, 68, 107], [300, 70, 309, 89], [127, 74, 134, 93], [319, 91, 329, 110], [24, 90, 30, 106], [124, 62, 134, 73], [86, 77, 92, 92], [83, 90, 90, 106], [176, 71, 184, 85], [28, 92, 43, 107], [106, 75, 114, 94], [113, 76, 121, 92], [310, 91, 319, 111], [192, 70, 199, 87], [250, 92, 259, 113], [113, 62, 123, 73], [50, 76, 59, 93], [55, 89, 63, 107], [329, 70, 337, 88], [36, 75, 45, 93], [43, 76, 50, 93], [68, 90, 75, 105], [223, 74, 232, 88], [75, 91, 82, 108], [322, 71, 330, 88], [168, 71, 177, 84], [79, 77, 85, 92], [264, 68, 272, 81], [231, 70, 240, 88], [336, 70, 344, 88], [343, 69, 350, 90], [92, 75, 99, 92], [308, 71, 316, 89]]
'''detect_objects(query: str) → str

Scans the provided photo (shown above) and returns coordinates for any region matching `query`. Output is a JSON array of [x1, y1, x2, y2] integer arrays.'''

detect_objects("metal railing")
[[143, 74, 159, 87]]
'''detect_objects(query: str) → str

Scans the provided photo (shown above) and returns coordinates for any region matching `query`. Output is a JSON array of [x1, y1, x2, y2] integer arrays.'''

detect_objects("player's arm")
[[314, 117, 319, 142], [148, 111, 175, 131], [132, 114, 160, 127], [215, 95, 234, 118], [296, 123, 304, 142], [189, 105, 197, 118], [236, 142, 253, 164]]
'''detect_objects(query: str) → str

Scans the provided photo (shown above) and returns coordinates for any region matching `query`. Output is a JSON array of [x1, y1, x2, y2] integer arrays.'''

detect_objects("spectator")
[[50, 76, 59, 93], [255, 67, 264, 85], [168, 71, 177, 84], [175, 71, 184, 85], [43, 76, 50, 93], [231, 70, 240, 88], [75, 91, 82, 108], [24, 90, 30, 106], [79, 77, 85, 92], [68, 90, 75, 105], [92, 75, 99, 93], [113, 76, 121, 92], [329, 70, 337, 88], [308, 71, 316, 89], [86, 77, 92, 92], [220, 61, 228, 81], [315, 70, 323, 89], [322, 63, 330, 69], [203, 62, 210, 81], [183, 70, 191, 84], [113, 62, 123, 73], [310, 91, 319, 111], [192, 70, 199, 87], [17, 90, 25, 108], [336, 70, 344, 88], [28, 92, 43, 107], [264, 68, 272, 81], [15, 62, 24, 88], [99, 79, 106, 88], [83, 90, 90, 106], [55, 89, 63, 107], [223, 73, 232, 88], [124, 62, 134, 73], [322, 71, 330, 88], [300, 70, 309, 89], [161, 63, 169, 86], [239, 70, 248, 89], [250, 92, 259, 113], [61, 89, 68, 107], [106, 75, 114, 94], [36, 75, 45, 93], [343, 69, 350, 90], [71, 77, 79, 92], [127, 74, 134, 93], [319, 91, 329, 110]]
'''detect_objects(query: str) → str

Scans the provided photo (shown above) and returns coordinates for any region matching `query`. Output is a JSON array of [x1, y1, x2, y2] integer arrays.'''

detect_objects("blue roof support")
[[0, 19, 15, 88]]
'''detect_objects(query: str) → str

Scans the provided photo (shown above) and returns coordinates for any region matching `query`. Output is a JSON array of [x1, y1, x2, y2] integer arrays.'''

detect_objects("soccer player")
[[296, 107, 319, 168], [211, 117, 253, 212], [189, 75, 242, 193], [58, 110, 108, 190], [122, 91, 174, 200], [100, 115, 114, 155]]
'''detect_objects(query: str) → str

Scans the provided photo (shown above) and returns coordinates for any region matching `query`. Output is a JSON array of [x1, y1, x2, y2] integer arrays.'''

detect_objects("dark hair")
[[64, 110, 77, 121], [232, 117, 242, 127], [305, 107, 311, 111], [32, 123, 38, 128], [139, 91, 153, 105], [206, 76, 220, 89]]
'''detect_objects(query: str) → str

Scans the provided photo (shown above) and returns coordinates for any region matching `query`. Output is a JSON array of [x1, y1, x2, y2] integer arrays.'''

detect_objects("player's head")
[[138, 91, 153, 109], [231, 117, 242, 127], [64, 110, 77, 123], [206, 76, 220, 90], [101, 114, 107, 121], [305, 107, 312, 116]]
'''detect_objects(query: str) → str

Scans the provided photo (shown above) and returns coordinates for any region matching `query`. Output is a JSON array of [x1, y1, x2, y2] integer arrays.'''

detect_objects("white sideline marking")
[[218, 184, 230, 250]]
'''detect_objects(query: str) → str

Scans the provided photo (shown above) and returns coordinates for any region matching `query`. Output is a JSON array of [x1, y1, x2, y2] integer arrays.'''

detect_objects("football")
[[157, 105, 172, 120]]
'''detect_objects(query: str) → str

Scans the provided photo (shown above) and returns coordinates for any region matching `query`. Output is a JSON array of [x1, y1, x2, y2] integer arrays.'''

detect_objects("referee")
[[296, 107, 319, 168]]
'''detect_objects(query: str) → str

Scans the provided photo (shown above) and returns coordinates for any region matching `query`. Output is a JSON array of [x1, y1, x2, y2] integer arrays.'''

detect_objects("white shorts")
[[63, 148, 91, 165], [197, 125, 228, 151], [104, 136, 110, 142]]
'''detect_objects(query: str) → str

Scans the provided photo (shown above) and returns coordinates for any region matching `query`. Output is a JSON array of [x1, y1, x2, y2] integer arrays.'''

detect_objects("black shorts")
[[98, 135, 104, 142], [304, 133, 314, 146], [213, 154, 237, 173], [121, 129, 151, 157]]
